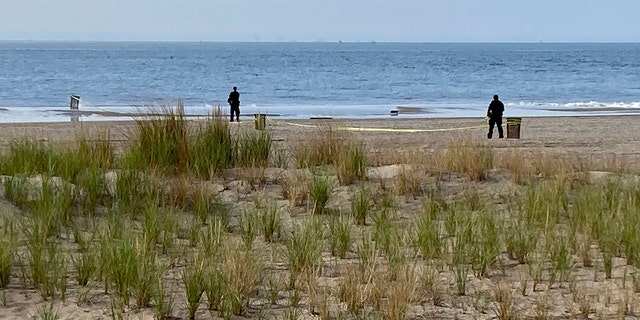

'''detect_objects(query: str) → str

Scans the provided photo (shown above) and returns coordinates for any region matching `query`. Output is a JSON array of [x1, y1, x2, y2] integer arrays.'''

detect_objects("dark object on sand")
[[506, 117, 522, 139], [254, 113, 266, 130], [70, 95, 80, 110]]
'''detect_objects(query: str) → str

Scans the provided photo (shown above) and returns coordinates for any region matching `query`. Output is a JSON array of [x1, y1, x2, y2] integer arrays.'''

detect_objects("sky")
[[0, 0, 639, 42]]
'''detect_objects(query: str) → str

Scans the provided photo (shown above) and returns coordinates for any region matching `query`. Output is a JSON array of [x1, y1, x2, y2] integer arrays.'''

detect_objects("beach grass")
[[309, 176, 332, 215], [3, 112, 640, 318]]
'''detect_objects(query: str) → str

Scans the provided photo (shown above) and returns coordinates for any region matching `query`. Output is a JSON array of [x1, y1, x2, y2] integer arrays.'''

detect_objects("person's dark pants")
[[230, 104, 240, 122], [488, 117, 503, 139]]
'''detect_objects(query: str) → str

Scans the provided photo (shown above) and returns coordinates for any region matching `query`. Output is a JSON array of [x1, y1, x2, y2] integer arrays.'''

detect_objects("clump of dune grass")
[[336, 142, 367, 185], [328, 215, 352, 259], [421, 188, 447, 221], [72, 249, 98, 287], [105, 235, 137, 305], [384, 228, 409, 279], [521, 179, 568, 231], [256, 201, 282, 242], [122, 103, 273, 179], [0, 139, 58, 177], [295, 126, 349, 168], [272, 147, 289, 168], [161, 174, 192, 209], [125, 101, 190, 174], [531, 151, 568, 180], [310, 176, 333, 215], [190, 108, 235, 177], [351, 186, 371, 225], [496, 150, 531, 184], [237, 131, 271, 168], [449, 206, 474, 296], [141, 201, 162, 249], [25, 238, 68, 301], [386, 264, 418, 320], [218, 245, 263, 317], [75, 168, 109, 214], [280, 170, 310, 209], [0, 235, 15, 289], [36, 301, 61, 320], [414, 213, 442, 261], [0, 132, 112, 183], [203, 265, 224, 311], [286, 219, 323, 288], [3, 176, 30, 209], [113, 170, 158, 217], [470, 208, 500, 278], [373, 208, 394, 253], [504, 218, 537, 264], [438, 137, 493, 181], [192, 183, 213, 225], [547, 232, 572, 288], [394, 164, 425, 198], [131, 247, 162, 309], [75, 131, 115, 170], [239, 211, 258, 250], [29, 177, 74, 238], [492, 281, 518, 320], [338, 263, 368, 314], [183, 258, 205, 320], [200, 218, 226, 257], [154, 278, 175, 320], [197, 240, 263, 317]]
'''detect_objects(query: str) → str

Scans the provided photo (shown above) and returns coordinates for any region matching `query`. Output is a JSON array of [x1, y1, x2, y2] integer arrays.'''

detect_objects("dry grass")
[[280, 170, 310, 209], [437, 137, 493, 181], [492, 281, 519, 320], [338, 263, 369, 314], [294, 126, 349, 168], [496, 149, 531, 184]]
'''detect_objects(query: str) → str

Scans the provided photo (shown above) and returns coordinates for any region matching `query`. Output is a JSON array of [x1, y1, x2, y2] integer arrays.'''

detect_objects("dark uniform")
[[487, 95, 504, 139], [227, 86, 240, 122]]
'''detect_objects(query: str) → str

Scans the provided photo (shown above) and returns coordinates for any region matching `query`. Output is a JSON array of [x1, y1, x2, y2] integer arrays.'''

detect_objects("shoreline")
[[3, 103, 640, 124], [1, 112, 640, 124]]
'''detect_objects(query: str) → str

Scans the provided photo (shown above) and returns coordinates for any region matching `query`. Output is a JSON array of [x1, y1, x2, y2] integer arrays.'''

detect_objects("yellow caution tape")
[[280, 120, 487, 133]]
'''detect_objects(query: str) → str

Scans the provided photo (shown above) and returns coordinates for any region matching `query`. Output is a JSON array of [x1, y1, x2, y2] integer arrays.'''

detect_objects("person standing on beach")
[[227, 86, 240, 122], [486, 94, 504, 139]]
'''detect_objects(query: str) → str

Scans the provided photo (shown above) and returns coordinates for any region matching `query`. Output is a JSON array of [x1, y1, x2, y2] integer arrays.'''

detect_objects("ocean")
[[1, 41, 639, 122]]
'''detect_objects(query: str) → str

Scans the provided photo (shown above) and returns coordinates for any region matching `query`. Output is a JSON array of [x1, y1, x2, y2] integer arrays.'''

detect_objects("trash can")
[[506, 117, 522, 139], [254, 113, 266, 130], [70, 95, 80, 110]]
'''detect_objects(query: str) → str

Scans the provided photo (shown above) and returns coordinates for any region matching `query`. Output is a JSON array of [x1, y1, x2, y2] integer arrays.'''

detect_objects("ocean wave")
[[510, 101, 640, 110], [3, 100, 640, 124]]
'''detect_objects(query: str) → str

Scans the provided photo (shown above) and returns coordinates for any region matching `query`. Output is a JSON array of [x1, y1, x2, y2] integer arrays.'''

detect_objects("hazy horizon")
[[1, 40, 639, 44]]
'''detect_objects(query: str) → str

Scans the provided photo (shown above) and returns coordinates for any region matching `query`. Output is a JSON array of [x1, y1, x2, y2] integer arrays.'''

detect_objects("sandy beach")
[[1, 114, 640, 319], [2, 115, 639, 161]]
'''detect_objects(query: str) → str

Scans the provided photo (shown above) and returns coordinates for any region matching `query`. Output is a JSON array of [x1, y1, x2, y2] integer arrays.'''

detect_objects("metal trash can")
[[70, 95, 80, 110], [254, 113, 266, 130], [506, 117, 522, 139]]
